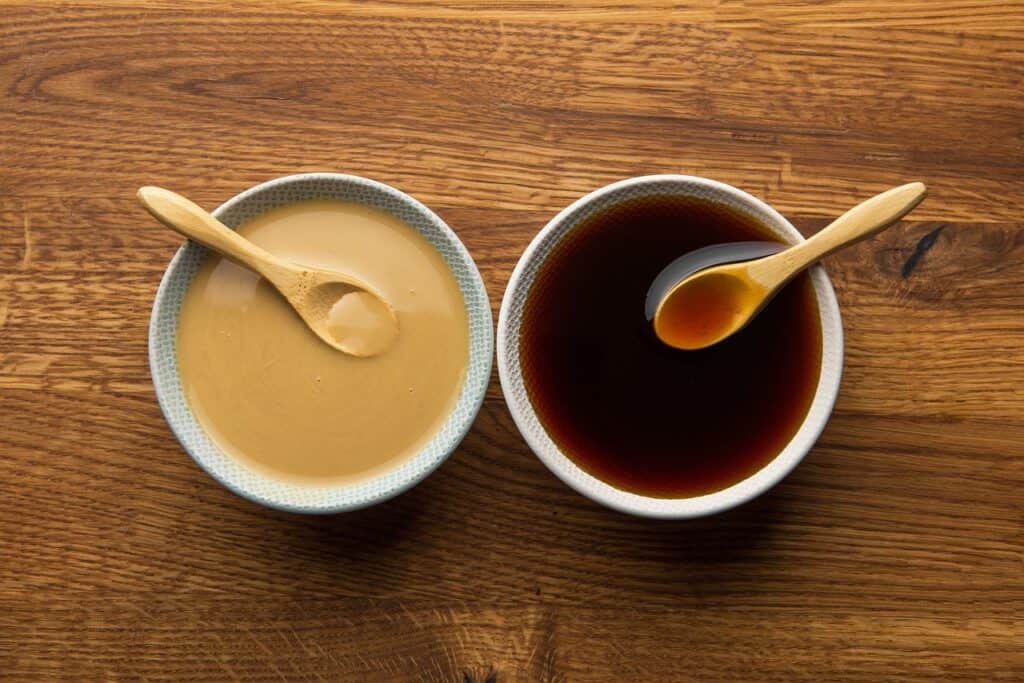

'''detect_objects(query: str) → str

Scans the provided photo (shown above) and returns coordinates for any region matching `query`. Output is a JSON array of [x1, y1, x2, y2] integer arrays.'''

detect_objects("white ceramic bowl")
[[498, 175, 843, 519], [150, 173, 493, 513]]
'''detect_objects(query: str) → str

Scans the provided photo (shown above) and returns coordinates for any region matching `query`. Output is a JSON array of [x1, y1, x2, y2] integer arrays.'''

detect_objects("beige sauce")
[[177, 200, 469, 484]]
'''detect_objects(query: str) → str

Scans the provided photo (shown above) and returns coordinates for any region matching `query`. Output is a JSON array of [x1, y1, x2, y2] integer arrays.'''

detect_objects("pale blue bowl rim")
[[148, 173, 493, 514]]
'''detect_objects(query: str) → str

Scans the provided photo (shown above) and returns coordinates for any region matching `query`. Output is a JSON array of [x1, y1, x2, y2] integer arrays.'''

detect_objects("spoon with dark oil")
[[646, 182, 927, 350]]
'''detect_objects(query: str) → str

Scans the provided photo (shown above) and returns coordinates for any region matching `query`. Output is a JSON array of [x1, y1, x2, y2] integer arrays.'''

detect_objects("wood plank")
[[1, 599, 1020, 682], [1, 3, 1021, 222]]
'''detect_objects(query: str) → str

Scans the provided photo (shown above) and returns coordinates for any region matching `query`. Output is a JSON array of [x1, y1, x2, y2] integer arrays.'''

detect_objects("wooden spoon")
[[138, 186, 399, 357], [653, 182, 927, 350]]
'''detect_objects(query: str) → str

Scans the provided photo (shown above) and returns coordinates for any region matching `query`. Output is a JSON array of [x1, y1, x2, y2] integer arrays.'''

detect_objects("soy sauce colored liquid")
[[520, 195, 822, 498]]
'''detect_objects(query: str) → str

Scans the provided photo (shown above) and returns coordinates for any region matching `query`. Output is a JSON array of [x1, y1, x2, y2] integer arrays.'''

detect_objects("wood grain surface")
[[1, 2, 1022, 681]]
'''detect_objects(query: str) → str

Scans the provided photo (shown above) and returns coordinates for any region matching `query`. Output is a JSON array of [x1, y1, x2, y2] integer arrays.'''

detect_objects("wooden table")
[[1, 2, 1021, 680]]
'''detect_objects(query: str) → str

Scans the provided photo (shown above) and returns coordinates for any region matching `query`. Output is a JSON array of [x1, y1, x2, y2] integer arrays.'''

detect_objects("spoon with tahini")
[[138, 186, 399, 357]]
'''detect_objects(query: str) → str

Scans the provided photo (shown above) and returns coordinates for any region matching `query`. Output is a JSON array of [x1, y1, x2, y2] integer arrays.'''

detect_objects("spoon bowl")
[[265, 268, 399, 357], [644, 241, 785, 320]]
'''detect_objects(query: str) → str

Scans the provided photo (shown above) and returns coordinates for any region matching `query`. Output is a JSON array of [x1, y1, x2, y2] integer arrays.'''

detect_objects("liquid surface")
[[177, 200, 468, 484], [521, 195, 822, 498]]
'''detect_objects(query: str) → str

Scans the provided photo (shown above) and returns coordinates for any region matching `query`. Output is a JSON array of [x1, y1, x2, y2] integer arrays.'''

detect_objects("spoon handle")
[[747, 182, 927, 289], [137, 186, 291, 283]]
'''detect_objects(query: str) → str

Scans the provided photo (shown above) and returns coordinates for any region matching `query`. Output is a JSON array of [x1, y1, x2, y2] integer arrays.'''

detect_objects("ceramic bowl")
[[149, 173, 493, 513], [497, 175, 843, 518]]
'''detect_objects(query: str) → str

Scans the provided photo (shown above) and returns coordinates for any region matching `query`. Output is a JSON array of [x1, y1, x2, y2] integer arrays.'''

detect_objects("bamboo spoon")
[[138, 186, 399, 357], [652, 182, 927, 350]]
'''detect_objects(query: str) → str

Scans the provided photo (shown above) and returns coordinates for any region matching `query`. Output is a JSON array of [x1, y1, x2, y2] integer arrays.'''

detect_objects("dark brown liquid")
[[520, 195, 822, 498]]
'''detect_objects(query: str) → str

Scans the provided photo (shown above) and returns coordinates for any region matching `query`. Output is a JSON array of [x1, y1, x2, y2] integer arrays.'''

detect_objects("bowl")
[[149, 173, 493, 513], [497, 175, 843, 518]]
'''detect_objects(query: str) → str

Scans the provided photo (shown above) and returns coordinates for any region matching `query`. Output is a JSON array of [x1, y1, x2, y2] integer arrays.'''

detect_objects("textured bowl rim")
[[149, 173, 493, 514], [497, 175, 844, 519]]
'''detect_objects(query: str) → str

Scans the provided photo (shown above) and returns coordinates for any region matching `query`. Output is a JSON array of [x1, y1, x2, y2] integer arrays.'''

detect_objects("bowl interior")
[[497, 175, 843, 518], [150, 174, 493, 513]]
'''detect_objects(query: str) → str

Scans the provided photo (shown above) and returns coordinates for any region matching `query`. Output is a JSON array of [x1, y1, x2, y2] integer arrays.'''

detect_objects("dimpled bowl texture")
[[150, 174, 493, 513], [498, 175, 844, 519]]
